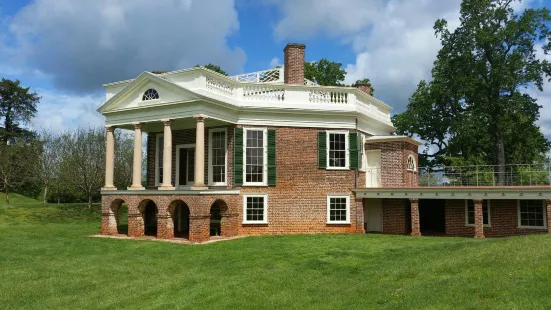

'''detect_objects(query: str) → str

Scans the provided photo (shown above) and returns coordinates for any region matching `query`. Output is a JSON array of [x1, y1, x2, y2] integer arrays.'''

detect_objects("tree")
[[0, 142, 38, 204], [393, 0, 551, 182], [113, 131, 135, 189], [35, 131, 62, 203], [58, 128, 105, 209], [304, 59, 346, 86], [195, 64, 228, 76], [0, 78, 40, 144]]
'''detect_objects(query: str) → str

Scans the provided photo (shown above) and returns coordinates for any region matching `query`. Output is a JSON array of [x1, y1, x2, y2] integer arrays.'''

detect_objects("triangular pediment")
[[98, 72, 201, 113]]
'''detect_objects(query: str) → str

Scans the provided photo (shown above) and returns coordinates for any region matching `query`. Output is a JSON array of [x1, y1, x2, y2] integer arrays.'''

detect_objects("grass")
[[1, 194, 551, 309]]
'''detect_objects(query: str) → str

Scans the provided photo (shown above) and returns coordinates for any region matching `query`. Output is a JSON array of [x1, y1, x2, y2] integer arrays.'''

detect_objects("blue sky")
[[0, 0, 550, 135]]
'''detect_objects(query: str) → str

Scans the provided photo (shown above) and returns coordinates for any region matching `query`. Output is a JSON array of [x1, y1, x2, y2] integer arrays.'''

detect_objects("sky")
[[0, 0, 550, 137]]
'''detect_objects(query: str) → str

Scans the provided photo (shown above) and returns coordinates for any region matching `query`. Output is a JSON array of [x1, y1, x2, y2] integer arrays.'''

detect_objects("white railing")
[[419, 164, 551, 187], [243, 85, 285, 102], [309, 90, 348, 104], [230, 68, 284, 83], [206, 76, 233, 96], [199, 72, 391, 123]]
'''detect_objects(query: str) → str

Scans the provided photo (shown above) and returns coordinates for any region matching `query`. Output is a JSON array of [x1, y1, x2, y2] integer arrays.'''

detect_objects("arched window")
[[142, 89, 159, 101], [407, 155, 416, 171]]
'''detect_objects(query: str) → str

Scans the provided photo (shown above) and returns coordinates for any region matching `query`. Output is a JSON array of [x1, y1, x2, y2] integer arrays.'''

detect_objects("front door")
[[366, 150, 381, 187], [365, 198, 383, 232]]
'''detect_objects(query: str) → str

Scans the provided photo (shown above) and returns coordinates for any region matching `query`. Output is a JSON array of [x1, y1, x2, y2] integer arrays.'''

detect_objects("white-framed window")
[[407, 155, 416, 171], [208, 128, 227, 186], [243, 194, 268, 224], [155, 134, 164, 186], [518, 200, 547, 229], [243, 128, 267, 186], [142, 88, 159, 101], [327, 195, 350, 224], [465, 200, 491, 227], [327, 131, 349, 169]]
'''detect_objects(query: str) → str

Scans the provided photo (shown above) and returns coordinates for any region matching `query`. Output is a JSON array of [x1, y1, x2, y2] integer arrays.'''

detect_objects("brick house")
[[98, 43, 551, 243]]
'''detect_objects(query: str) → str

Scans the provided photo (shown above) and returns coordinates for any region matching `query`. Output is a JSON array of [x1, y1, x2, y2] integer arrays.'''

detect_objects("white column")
[[159, 119, 175, 190], [101, 126, 116, 190], [191, 115, 208, 190], [128, 123, 145, 190]]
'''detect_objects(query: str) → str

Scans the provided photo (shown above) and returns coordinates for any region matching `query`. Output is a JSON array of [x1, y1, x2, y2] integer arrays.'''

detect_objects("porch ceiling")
[[352, 187, 551, 200]]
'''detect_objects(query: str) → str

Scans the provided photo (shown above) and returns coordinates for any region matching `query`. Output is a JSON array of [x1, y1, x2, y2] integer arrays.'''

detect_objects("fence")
[[418, 164, 551, 187]]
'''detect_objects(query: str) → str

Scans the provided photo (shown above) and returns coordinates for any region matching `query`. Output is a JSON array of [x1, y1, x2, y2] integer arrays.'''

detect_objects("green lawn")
[[1, 194, 551, 309]]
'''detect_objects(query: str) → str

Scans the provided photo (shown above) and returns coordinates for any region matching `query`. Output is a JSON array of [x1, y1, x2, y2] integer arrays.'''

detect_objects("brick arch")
[[208, 198, 239, 238], [159, 199, 192, 239]]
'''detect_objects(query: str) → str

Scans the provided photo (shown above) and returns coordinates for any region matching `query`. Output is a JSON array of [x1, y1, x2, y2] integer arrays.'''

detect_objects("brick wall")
[[145, 125, 365, 236], [382, 198, 408, 234], [365, 141, 419, 187], [445, 199, 547, 237], [236, 126, 363, 235], [283, 43, 305, 84]]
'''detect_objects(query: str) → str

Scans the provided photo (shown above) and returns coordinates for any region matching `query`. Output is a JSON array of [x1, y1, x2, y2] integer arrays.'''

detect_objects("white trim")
[[242, 194, 268, 224], [326, 130, 349, 169], [208, 128, 228, 186], [465, 200, 491, 227], [406, 154, 417, 172], [517, 200, 547, 229], [243, 128, 268, 186], [175, 144, 196, 188], [359, 134, 367, 172], [326, 195, 351, 224], [155, 134, 164, 186]]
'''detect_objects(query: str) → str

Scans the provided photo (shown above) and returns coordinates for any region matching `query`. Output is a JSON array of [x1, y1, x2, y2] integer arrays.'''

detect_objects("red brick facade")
[[444, 199, 548, 237], [365, 141, 419, 187], [362, 198, 549, 238]]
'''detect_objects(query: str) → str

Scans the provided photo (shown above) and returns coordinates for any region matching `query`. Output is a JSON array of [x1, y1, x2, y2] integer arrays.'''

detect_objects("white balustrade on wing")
[[243, 85, 285, 102], [205, 76, 233, 96]]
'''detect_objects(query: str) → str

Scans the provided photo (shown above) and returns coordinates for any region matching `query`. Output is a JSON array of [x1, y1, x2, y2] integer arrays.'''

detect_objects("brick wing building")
[[98, 43, 551, 243]]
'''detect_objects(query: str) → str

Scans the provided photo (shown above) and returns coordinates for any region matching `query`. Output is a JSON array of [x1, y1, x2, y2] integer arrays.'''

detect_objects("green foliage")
[[195, 64, 228, 76], [0, 78, 40, 144], [393, 0, 551, 170], [304, 58, 346, 86]]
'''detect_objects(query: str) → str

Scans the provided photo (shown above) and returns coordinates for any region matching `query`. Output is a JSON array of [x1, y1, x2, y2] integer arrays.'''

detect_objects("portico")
[[102, 114, 214, 192]]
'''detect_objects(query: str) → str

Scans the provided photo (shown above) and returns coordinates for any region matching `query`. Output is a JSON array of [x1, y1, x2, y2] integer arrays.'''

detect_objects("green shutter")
[[318, 132, 327, 169], [267, 129, 276, 186], [349, 133, 361, 170], [234, 128, 243, 185]]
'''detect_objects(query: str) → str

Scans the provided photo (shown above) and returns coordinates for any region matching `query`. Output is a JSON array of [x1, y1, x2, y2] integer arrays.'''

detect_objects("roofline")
[[365, 135, 422, 146], [352, 186, 551, 200], [101, 67, 392, 110]]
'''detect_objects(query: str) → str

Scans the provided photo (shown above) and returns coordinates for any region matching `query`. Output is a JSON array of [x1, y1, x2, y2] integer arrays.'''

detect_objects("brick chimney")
[[355, 82, 372, 96], [283, 43, 306, 84]]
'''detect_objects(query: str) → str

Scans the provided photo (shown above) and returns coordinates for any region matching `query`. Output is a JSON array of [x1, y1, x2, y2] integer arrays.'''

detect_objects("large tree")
[[0, 142, 39, 204], [393, 0, 551, 180], [304, 58, 347, 86], [0, 78, 40, 144]]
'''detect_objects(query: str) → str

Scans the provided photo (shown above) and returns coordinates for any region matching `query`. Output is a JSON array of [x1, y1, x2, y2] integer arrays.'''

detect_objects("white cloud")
[[5, 0, 246, 92], [269, 57, 280, 68], [270, 0, 462, 112], [30, 90, 105, 133]]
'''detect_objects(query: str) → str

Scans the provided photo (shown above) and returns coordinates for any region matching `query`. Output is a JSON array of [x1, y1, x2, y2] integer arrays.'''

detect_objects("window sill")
[[326, 167, 350, 171], [518, 225, 547, 229], [242, 221, 268, 225], [326, 222, 351, 225], [208, 183, 228, 187], [242, 183, 268, 187]]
